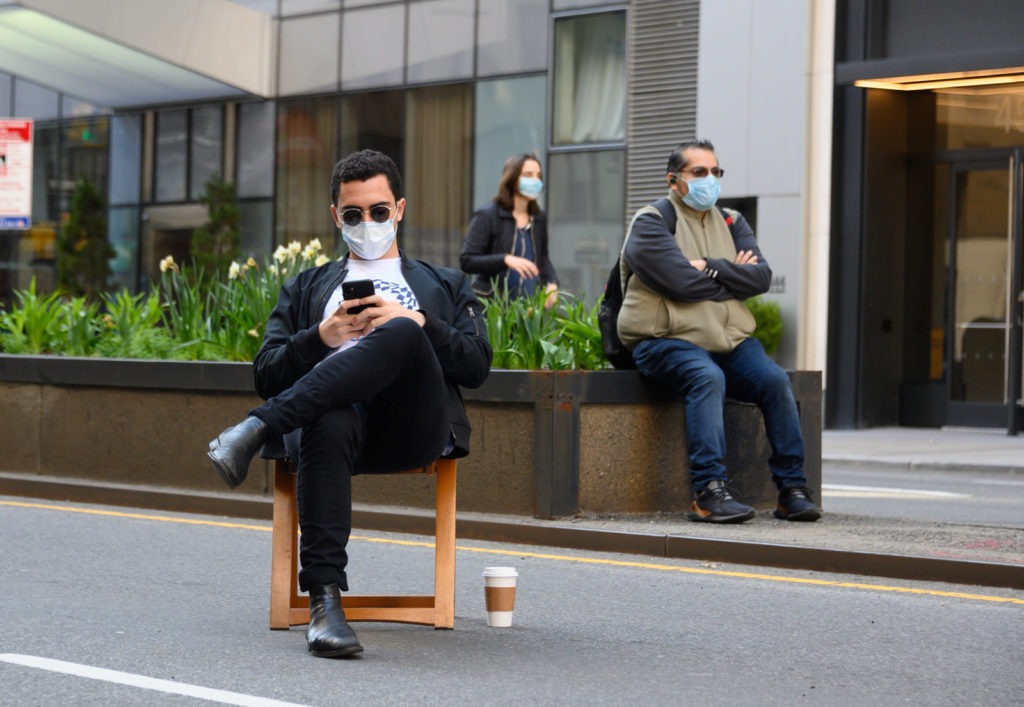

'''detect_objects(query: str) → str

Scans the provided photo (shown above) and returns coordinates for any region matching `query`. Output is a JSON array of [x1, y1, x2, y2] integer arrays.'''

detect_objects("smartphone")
[[342, 279, 375, 314]]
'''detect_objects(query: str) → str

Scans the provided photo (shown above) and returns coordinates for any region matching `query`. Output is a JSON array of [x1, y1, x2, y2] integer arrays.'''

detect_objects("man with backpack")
[[615, 139, 820, 523]]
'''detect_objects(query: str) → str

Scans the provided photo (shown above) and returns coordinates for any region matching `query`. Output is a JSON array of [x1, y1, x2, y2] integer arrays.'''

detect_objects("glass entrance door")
[[945, 155, 1024, 430]]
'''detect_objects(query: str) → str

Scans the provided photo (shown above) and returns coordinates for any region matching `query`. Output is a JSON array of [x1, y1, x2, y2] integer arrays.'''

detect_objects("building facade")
[[831, 0, 1024, 433]]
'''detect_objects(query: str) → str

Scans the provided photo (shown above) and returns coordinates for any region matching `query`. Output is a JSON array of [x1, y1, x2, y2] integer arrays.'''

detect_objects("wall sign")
[[0, 118, 34, 230]]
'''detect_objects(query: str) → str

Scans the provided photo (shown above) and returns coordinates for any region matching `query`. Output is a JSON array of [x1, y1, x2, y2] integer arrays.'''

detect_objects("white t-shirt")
[[321, 257, 419, 358]]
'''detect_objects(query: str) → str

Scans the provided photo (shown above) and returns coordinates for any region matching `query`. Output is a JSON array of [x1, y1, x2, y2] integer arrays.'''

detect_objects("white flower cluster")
[[272, 238, 329, 268]]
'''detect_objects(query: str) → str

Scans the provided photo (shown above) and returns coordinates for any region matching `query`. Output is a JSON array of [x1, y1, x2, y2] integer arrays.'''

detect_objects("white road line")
[[822, 484, 970, 499], [0, 654, 309, 707]]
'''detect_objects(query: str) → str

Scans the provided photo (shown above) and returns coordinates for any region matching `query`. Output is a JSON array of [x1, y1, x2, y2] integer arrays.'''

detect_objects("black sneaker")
[[687, 480, 756, 523], [773, 487, 822, 522]]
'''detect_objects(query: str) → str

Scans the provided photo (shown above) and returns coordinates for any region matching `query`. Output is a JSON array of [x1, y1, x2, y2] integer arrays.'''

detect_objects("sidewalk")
[[822, 425, 1024, 473]]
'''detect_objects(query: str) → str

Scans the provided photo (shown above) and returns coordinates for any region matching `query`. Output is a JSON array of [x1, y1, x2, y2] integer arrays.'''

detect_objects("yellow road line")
[[4, 499, 1022, 606]]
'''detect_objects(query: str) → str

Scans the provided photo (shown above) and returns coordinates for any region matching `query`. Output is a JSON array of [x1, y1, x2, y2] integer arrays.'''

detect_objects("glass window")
[[279, 14, 341, 95], [473, 76, 546, 208], [190, 106, 224, 200], [154, 109, 187, 202], [31, 124, 60, 224], [552, 12, 626, 145], [62, 115, 109, 215], [406, 0, 474, 84], [0, 72, 10, 116], [339, 90, 405, 161], [13, 79, 59, 121], [110, 114, 142, 205], [108, 206, 139, 291], [281, 0, 340, 15], [546, 149, 625, 301], [341, 4, 406, 90], [237, 101, 275, 198], [402, 84, 473, 267], [477, 0, 548, 76], [276, 97, 338, 247], [936, 90, 1024, 151], [240, 199, 275, 258]]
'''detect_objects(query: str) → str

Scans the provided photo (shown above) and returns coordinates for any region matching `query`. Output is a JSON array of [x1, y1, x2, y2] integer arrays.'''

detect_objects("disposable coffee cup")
[[482, 566, 518, 627]]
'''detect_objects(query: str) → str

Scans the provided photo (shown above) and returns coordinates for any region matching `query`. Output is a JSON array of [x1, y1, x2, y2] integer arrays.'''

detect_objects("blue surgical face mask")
[[518, 176, 544, 199], [342, 219, 396, 260], [681, 175, 721, 211]]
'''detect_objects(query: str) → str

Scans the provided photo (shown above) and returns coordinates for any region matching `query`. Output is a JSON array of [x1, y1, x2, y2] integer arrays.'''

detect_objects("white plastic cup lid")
[[482, 566, 518, 577]]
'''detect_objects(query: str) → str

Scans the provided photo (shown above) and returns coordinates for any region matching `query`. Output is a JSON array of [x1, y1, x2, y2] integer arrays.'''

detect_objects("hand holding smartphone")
[[341, 279, 375, 314]]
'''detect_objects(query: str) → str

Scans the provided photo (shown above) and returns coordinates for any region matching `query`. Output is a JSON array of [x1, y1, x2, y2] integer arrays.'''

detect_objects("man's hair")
[[666, 139, 716, 174], [330, 149, 403, 205], [493, 152, 542, 216]]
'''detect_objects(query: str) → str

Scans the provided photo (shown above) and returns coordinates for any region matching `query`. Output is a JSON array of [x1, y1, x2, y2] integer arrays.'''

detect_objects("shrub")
[[745, 295, 784, 357]]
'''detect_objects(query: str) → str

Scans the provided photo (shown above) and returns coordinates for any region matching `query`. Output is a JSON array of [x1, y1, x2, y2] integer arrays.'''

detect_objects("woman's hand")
[[543, 283, 559, 310], [504, 254, 539, 279]]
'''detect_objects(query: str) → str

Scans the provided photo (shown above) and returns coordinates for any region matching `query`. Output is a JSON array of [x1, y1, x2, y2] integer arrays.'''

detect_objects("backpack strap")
[[653, 197, 676, 233]]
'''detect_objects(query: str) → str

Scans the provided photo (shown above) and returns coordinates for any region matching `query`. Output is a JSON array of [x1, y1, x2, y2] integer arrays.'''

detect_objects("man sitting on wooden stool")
[[208, 149, 492, 658]]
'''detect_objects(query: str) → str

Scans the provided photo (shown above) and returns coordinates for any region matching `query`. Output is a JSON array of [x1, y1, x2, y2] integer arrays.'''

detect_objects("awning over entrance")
[[0, 0, 275, 110]]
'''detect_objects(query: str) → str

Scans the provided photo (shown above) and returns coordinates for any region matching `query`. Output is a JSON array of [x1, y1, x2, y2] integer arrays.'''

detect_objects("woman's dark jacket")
[[252, 251, 492, 459], [459, 201, 558, 295]]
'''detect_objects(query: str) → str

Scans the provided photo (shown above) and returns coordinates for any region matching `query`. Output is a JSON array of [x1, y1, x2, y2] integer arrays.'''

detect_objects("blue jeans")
[[632, 337, 807, 493]]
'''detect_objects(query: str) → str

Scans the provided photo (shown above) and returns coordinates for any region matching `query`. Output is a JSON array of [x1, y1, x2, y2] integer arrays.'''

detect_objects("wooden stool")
[[269, 457, 457, 630]]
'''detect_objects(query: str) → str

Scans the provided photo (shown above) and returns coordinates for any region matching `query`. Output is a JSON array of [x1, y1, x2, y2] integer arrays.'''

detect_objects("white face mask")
[[342, 220, 396, 260]]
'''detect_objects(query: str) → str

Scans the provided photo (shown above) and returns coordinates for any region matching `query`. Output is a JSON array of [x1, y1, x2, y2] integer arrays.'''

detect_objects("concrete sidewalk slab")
[[823, 427, 1024, 473]]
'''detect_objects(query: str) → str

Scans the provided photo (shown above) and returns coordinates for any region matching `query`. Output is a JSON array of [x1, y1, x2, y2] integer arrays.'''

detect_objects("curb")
[[2, 472, 1021, 591]]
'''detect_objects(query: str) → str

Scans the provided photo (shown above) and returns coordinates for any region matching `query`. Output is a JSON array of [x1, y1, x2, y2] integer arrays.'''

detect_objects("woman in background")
[[460, 153, 559, 308]]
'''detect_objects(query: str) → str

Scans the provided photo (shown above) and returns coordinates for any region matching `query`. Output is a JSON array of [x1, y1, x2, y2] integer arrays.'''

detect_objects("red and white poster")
[[0, 118, 34, 230]]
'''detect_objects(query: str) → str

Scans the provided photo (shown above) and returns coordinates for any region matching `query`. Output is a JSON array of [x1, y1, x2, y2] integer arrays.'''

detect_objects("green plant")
[[0, 279, 65, 354], [96, 289, 176, 359], [58, 296, 103, 356], [746, 295, 784, 357], [57, 177, 114, 300], [190, 175, 241, 276], [481, 282, 608, 370]]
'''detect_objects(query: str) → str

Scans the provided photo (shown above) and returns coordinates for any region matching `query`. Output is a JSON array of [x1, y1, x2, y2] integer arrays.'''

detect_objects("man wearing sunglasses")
[[616, 139, 820, 524], [207, 149, 492, 658]]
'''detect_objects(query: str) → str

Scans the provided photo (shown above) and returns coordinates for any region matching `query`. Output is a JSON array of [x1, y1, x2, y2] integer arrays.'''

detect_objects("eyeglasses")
[[339, 204, 395, 228], [677, 167, 725, 179]]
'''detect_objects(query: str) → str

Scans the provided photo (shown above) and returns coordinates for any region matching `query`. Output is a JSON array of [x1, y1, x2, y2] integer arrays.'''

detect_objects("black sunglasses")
[[339, 204, 394, 228], [678, 166, 725, 179]]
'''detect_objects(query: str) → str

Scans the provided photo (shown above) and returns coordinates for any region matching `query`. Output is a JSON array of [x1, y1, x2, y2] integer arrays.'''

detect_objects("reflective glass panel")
[[406, 0, 474, 84], [108, 206, 139, 291], [110, 114, 142, 205], [473, 76, 546, 208], [237, 102, 275, 198], [276, 97, 339, 247], [154, 110, 187, 203], [477, 0, 548, 76], [190, 106, 224, 201], [240, 199, 274, 258], [341, 4, 405, 90], [936, 89, 1024, 150], [279, 14, 341, 95], [402, 84, 473, 267], [546, 149, 625, 302], [552, 12, 626, 144]]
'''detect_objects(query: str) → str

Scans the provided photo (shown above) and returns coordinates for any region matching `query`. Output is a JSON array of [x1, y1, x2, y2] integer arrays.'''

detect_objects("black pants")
[[252, 318, 452, 591]]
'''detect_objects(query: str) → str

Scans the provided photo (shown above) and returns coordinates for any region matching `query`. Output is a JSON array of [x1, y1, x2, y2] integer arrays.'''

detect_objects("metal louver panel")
[[626, 0, 700, 222]]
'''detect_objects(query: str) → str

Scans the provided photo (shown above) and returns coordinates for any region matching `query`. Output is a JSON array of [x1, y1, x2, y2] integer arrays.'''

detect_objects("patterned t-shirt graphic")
[[321, 257, 418, 360]]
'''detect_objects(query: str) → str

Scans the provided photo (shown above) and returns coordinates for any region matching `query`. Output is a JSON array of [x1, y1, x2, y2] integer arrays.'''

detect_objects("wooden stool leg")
[[433, 458, 457, 629], [270, 460, 305, 629]]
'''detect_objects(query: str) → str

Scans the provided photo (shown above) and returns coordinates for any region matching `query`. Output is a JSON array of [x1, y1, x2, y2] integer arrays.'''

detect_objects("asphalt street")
[[2, 495, 1022, 706]]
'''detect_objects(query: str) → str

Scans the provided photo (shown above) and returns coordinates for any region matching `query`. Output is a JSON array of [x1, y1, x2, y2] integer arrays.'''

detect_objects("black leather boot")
[[207, 416, 270, 489], [307, 584, 363, 658]]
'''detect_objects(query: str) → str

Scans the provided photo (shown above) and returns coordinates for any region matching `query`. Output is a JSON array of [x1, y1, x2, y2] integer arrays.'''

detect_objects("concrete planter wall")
[[0, 355, 820, 519]]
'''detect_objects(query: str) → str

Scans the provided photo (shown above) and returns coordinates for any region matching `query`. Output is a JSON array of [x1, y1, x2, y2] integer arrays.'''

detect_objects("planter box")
[[0, 355, 821, 519]]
